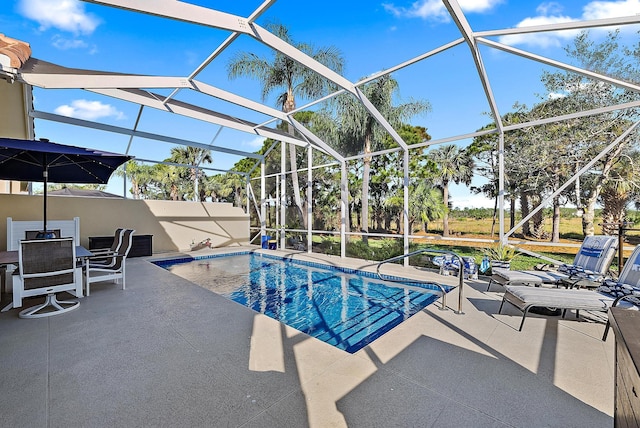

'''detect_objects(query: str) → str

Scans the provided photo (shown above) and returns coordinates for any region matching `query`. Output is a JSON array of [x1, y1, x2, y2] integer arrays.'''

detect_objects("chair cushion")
[[505, 285, 613, 311], [493, 269, 567, 286], [597, 280, 640, 306]]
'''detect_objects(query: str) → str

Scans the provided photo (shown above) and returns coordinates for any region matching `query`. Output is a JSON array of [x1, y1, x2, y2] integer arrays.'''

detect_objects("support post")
[[498, 131, 505, 244], [260, 158, 266, 242], [403, 149, 409, 267], [340, 161, 347, 259], [307, 146, 313, 253], [280, 141, 286, 249]]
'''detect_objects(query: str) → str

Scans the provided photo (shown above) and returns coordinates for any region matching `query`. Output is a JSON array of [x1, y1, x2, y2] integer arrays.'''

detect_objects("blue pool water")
[[155, 253, 448, 353]]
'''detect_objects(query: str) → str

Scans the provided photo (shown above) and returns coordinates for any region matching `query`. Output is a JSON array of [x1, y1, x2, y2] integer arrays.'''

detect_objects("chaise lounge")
[[498, 244, 640, 332], [488, 235, 618, 291]]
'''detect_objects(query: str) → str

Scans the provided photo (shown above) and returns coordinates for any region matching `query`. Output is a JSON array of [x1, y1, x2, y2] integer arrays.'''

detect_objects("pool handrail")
[[376, 248, 465, 314]]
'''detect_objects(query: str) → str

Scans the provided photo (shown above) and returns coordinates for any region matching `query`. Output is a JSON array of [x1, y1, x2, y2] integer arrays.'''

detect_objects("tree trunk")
[[361, 133, 372, 245], [520, 190, 531, 237], [286, 120, 306, 228], [582, 198, 597, 236], [509, 193, 516, 231], [442, 182, 450, 237], [551, 196, 560, 243], [531, 195, 546, 239], [193, 167, 199, 202], [581, 139, 628, 236], [601, 188, 628, 235], [490, 196, 497, 237]]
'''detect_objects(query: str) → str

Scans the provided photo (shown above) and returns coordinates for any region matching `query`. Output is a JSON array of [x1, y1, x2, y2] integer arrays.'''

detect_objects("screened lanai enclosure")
[[2, 0, 640, 262]]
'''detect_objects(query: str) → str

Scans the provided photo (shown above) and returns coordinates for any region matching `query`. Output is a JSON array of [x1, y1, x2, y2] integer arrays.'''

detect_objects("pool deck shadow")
[[0, 246, 615, 427]]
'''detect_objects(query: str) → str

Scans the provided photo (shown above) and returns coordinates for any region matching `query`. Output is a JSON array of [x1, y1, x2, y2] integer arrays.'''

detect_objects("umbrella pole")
[[43, 168, 48, 232]]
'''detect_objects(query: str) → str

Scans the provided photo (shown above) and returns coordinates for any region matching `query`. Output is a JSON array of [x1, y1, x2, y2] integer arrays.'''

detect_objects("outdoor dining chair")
[[86, 228, 125, 267], [12, 237, 82, 318], [85, 229, 135, 296]]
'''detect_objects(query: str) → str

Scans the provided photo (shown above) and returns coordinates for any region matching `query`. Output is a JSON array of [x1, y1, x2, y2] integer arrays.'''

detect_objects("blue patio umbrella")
[[0, 137, 132, 234]]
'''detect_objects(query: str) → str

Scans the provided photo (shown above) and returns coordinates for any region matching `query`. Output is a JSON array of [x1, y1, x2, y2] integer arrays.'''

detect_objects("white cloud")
[[498, 15, 579, 48], [383, 0, 502, 22], [583, 0, 640, 20], [51, 34, 88, 50], [547, 92, 566, 100], [54, 100, 125, 121], [242, 136, 266, 150], [18, 0, 100, 34], [499, 0, 640, 48]]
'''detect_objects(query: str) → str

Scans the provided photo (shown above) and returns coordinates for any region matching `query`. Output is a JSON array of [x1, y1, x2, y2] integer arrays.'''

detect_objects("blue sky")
[[2, 0, 640, 206]]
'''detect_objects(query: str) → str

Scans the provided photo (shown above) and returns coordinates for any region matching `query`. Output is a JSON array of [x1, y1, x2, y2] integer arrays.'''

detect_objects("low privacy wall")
[[0, 194, 249, 253]]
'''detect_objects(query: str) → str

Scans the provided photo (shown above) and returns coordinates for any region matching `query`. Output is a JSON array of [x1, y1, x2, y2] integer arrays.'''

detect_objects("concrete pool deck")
[[0, 246, 615, 427]]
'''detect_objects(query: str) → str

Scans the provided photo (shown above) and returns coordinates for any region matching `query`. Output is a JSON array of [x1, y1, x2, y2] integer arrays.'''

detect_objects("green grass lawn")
[[309, 234, 618, 274]]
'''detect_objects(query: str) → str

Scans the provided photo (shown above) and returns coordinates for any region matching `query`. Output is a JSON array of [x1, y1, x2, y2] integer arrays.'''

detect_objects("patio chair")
[[11, 237, 82, 318], [86, 228, 124, 267], [85, 229, 135, 296], [498, 244, 640, 333], [487, 235, 618, 291]]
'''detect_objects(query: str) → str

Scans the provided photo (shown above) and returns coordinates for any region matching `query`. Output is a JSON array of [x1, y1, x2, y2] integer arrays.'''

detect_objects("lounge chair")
[[487, 235, 618, 291], [85, 229, 135, 296], [498, 244, 640, 332], [11, 237, 82, 318]]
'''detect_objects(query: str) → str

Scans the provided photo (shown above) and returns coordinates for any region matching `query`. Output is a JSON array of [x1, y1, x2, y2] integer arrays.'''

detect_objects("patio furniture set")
[[1, 218, 134, 318], [484, 235, 640, 337]]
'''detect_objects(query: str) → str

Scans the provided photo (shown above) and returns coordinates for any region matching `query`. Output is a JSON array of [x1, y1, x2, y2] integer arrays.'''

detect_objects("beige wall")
[[0, 79, 32, 139], [0, 194, 249, 253], [0, 78, 32, 195]]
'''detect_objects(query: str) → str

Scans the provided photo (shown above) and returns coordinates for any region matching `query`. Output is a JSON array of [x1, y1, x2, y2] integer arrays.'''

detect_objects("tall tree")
[[600, 150, 640, 234], [329, 74, 430, 243], [541, 30, 640, 236], [227, 22, 344, 228], [428, 144, 474, 237], [168, 146, 213, 202], [114, 160, 154, 200]]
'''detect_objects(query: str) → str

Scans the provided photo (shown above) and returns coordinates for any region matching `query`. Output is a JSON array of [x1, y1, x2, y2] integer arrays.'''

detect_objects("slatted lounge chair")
[[498, 244, 640, 332], [487, 235, 618, 291]]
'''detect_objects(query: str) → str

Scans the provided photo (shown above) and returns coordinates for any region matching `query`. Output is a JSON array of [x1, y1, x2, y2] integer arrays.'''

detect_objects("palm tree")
[[168, 146, 213, 201], [114, 160, 154, 199], [410, 181, 445, 233], [429, 144, 474, 237], [600, 151, 640, 234], [330, 74, 430, 243], [218, 173, 246, 207], [227, 22, 344, 228]]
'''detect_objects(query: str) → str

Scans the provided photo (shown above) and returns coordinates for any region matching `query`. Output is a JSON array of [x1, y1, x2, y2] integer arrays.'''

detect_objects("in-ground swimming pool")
[[154, 252, 450, 353]]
